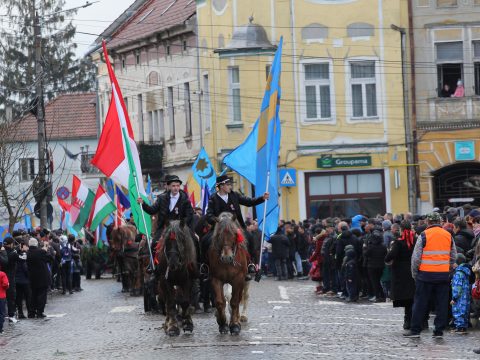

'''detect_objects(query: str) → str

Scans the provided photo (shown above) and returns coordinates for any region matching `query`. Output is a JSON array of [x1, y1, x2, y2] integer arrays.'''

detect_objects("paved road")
[[1, 276, 479, 359]]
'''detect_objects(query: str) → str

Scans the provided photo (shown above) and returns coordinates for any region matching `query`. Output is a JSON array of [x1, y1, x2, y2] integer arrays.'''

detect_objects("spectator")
[[365, 228, 387, 302], [382, 220, 394, 248], [269, 227, 290, 281], [451, 80, 465, 97], [440, 84, 452, 97], [453, 218, 474, 254], [450, 254, 471, 335], [385, 220, 416, 330], [27, 238, 53, 318], [15, 240, 32, 319], [2, 237, 18, 323], [0, 265, 9, 334], [60, 235, 73, 295], [344, 248, 359, 302]]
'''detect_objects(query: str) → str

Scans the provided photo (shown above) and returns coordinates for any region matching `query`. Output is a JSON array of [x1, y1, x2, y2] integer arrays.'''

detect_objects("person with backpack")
[[450, 253, 471, 335]]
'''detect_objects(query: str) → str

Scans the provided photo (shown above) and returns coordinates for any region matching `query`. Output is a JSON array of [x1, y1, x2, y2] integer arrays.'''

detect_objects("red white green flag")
[[70, 175, 95, 232], [88, 185, 116, 231], [91, 41, 151, 236]]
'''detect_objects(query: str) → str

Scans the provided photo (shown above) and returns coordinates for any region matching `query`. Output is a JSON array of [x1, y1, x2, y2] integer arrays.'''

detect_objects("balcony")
[[419, 96, 480, 130]]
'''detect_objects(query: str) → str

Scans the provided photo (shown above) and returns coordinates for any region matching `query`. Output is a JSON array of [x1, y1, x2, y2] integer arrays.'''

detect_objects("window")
[[306, 171, 385, 218], [167, 86, 175, 139], [19, 158, 35, 181], [81, 153, 100, 174], [436, 0, 457, 7], [137, 94, 144, 141], [123, 97, 128, 112], [350, 61, 377, 118], [436, 42, 463, 96], [183, 40, 187, 51], [184, 82, 192, 136], [158, 109, 165, 141], [166, 44, 170, 56], [203, 74, 211, 132], [474, 41, 480, 95], [136, 52, 140, 65], [148, 111, 154, 142], [229, 67, 241, 122], [265, 65, 271, 80], [302, 63, 332, 120], [122, 58, 125, 69]]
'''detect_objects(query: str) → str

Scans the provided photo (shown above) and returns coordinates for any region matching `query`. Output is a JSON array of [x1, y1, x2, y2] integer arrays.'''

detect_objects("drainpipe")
[[391, 24, 417, 214]]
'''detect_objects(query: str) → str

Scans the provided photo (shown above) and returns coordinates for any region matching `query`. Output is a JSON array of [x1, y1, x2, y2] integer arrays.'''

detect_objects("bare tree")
[[0, 120, 37, 232]]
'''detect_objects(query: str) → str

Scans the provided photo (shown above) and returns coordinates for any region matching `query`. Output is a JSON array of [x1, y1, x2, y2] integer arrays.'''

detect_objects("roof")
[[17, 93, 97, 142], [214, 17, 276, 56], [105, 0, 196, 51]]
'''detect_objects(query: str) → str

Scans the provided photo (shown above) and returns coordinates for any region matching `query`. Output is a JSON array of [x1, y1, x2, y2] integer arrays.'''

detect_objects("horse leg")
[[240, 281, 250, 323], [212, 278, 228, 334], [229, 279, 244, 335], [180, 294, 194, 333], [223, 283, 232, 318], [162, 282, 180, 336]]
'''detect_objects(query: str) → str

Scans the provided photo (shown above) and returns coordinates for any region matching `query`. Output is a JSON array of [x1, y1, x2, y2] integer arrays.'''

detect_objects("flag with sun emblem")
[[192, 147, 217, 191]]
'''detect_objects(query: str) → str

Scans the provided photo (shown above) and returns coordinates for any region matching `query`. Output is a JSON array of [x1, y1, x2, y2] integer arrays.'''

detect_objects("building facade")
[[197, 0, 409, 220], [412, 0, 480, 213], [90, 0, 200, 186], [9, 93, 100, 228]]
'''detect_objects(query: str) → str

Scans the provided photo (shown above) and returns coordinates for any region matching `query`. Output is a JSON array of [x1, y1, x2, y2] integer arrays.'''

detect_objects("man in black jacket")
[[269, 227, 290, 280], [206, 175, 269, 275], [206, 175, 268, 229], [138, 175, 194, 243], [26, 238, 53, 318]]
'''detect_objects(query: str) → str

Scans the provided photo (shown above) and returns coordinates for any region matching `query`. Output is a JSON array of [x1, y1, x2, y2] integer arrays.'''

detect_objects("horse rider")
[[137, 174, 194, 247], [206, 175, 269, 278]]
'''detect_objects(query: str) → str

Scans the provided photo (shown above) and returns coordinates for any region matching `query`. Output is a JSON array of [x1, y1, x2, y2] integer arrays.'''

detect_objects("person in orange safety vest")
[[403, 212, 456, 339]]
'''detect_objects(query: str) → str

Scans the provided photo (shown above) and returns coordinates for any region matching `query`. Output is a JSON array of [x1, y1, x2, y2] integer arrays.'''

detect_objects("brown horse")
[[156, 220, 197, 336], [110, 225, 143, 296], [208, 212, 248, 335]]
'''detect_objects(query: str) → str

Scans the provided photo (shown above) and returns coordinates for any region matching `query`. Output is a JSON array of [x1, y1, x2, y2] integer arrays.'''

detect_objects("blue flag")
[[146, 174, 152, 200], [106, 178, 115, 201], [223, 37, 283, 238], [192, 147, 217, 192], [116, 186, 131, 209]]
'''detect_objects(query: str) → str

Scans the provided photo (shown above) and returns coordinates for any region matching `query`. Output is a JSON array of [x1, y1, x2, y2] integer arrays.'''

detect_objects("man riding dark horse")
[[138, 174, 194, 247], [206, 175, 269, 278]]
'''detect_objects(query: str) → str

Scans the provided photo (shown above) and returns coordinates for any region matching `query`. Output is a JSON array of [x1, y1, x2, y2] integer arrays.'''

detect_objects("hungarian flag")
[[88, 185, 116, 231], [91, 41, 151, 236], [115, 185, 130, 227], [71, 175, 95, 232]]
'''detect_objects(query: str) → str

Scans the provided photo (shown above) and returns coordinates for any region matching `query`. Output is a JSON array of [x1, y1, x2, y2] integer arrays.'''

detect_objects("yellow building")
[[197, 0, 410, 220]]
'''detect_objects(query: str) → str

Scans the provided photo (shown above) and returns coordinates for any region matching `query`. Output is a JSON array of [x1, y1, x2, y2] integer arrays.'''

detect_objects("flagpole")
[[255, 170, 270, 282], [132, 171, 155, 271]]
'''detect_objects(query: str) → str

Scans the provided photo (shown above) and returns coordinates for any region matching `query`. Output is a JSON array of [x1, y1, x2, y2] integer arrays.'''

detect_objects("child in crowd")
[[451, 254, 471, 334], [0, 266, 9, 334]]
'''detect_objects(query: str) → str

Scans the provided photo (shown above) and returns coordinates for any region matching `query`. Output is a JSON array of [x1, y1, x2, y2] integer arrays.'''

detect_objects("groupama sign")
[[317, 156, 372, 168]]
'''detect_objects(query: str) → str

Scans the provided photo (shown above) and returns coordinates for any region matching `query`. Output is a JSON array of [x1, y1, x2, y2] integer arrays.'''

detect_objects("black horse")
[[156, 220, 198, 336]]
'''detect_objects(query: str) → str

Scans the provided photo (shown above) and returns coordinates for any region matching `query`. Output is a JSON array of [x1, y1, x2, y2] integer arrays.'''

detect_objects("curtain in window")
[[306, 85, 317, 118], [352, 84, 363, 117]]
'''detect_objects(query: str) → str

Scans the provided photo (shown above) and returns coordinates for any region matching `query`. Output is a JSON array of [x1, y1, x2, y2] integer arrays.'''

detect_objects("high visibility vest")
[[419, 226, 451, 273]]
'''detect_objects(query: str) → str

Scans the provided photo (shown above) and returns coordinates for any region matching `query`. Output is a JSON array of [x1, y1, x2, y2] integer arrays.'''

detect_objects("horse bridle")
[[214, 239, 240, 267], [163, 234, 186, 279]]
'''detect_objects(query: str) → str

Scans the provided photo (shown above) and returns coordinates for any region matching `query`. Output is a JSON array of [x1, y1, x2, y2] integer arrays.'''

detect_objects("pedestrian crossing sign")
[[279, 168, 296, 187]]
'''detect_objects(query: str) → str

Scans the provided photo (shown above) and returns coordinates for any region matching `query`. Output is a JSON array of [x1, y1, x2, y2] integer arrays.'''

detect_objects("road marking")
[[47, 313, 66, 318], [109, 306, 136, 313], [268, 300, 290, 304], [278, 286, 289, 300], [273, 306, 282, 310], [251, 351, 264, 354], [248, 328, 259, 331]]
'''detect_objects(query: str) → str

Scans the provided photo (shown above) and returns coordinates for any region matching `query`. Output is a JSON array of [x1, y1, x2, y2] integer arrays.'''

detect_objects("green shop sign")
[[317, 156, 372, 168]]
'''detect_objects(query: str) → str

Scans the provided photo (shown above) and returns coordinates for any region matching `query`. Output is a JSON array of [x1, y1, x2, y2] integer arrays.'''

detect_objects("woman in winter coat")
[[309, 229, 327, 294], [385, 220, 416, 330], [365, 227, 387, 302]]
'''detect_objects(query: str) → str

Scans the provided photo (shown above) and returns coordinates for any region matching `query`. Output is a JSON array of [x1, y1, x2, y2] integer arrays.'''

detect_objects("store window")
[[306, 171, 385, 219]]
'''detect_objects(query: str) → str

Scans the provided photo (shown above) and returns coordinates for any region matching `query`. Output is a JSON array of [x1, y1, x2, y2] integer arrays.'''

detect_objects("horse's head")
[[213, 212, 242, 264], [162, 220, 194, 272]]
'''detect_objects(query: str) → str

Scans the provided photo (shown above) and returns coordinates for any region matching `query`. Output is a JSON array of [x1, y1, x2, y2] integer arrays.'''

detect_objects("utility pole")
[[391, 24, 417, 214], [34, 8, 48, 227]]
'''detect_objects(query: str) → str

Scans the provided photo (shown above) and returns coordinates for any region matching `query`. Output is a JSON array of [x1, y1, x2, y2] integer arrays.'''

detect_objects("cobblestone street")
[[2, 276, 480, 359]]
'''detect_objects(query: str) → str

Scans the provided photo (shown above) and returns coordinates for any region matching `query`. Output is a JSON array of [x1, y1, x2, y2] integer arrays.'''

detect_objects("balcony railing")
[[420, 96, 480, 129]]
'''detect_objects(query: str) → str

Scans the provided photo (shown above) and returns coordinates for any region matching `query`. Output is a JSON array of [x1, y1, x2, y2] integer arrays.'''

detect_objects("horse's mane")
[[212, 212, 243, 248], [164, 221, 196, 265]]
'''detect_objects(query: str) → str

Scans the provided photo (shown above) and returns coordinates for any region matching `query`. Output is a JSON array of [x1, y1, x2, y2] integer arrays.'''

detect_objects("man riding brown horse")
[[206, 175, 269, 278]]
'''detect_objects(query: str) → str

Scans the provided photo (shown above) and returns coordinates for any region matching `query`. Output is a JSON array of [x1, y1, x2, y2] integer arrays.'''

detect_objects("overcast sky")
[[65, 0, 133, 57]]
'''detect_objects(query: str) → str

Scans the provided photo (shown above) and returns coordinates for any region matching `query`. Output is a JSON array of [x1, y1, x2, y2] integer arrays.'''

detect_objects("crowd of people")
[[0, 228, 86, 334], [259, 205, 480, 346]]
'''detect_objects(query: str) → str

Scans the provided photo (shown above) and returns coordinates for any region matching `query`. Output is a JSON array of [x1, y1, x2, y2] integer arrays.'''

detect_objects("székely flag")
[[88, 185, 116, 231], [91, 40, 151, 236], [70, 175, 95, 232]]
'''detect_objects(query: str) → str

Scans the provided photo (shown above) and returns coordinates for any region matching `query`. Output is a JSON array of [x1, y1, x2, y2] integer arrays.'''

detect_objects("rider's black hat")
[[165, 174, 182, 185], [216, 175, 233, 186]]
